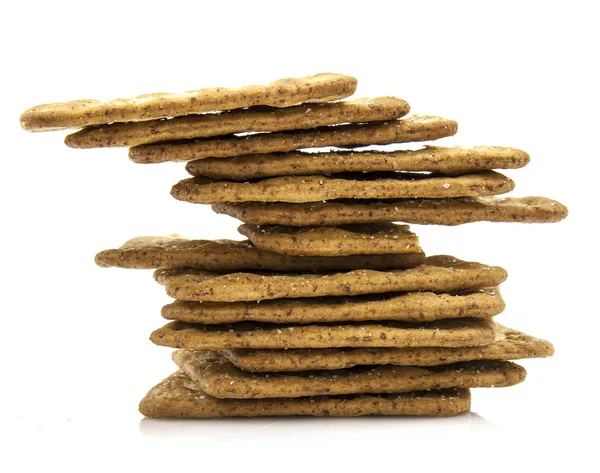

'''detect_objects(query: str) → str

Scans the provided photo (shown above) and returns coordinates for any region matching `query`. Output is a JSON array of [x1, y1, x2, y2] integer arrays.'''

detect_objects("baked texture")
[[223, 325, 553, 371], [171, 171, 514, 204], [153, 255, 507, 302], [161, 288, 504, 324], [239, 223, 420, 256], [65, 97, 409, 148], [129, 116, 458, 163], [95, 236, 425, 271], [150, 318, 497, 350], [186, 146, 530, 180], [212, 196, 568, 226], [173, 351, 525, 399], [20, 73, 357, 131], [139, 371, 471, 417]]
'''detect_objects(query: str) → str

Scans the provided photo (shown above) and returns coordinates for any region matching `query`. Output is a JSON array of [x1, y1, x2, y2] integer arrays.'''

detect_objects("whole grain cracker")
[[171, 171, 514, 204], [238, 223, 421, 256], [20, 73, 357, 131], [65, 97, 409, 148], [223, 325, 553, 371], [150, 318, 497, 350], [173, 351, 525, 399], [129, 116, 458, 163], [162, 288, 504, 324], [94, 236, 425, 271], [186, 146, 530, 180], [153, 255, 507, 302], [139, 371, 471, 417], [212, 196, 568, 226]]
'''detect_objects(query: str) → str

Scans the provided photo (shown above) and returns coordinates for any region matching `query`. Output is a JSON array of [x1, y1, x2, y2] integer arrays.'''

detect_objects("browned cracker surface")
[[171, 171, 514, 204], [129, 116, 458, 163], [95, 236, 425, 271], [186, 146, 530, 180], [223, 325, 553, 371], [237, 223, 421, 256], [65, 97, 409, 148], [153, 255, 507, 302], [212, 196, 568, 226], [139, 371, 471, 417], [20, 73, 357, 131], [150, 318, 497, 350], [173, 351, 525, 399], [162, 288, 504, 324]]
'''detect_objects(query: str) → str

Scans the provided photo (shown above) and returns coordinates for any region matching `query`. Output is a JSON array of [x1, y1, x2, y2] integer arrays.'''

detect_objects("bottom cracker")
[[139, 370, 470, 418]]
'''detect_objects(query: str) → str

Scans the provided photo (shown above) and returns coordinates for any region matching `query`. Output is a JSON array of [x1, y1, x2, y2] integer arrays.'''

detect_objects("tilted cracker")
[[20, 73, 357, 132], [162, 288, 504, 324], [223, 325, 553, 371], [171, 171, 514, 204], [237, 223, 421, 256], [186, 146, 530, 180], [65, 97, 409, 148], [139, 371, 471, 417], [95, 236, 425, 271], [129, 116, 458, 163], [153, 255, 508, 302], [212, 196, 568, 226], [150, 318, 497, 350], [173, 350, 525, 399]]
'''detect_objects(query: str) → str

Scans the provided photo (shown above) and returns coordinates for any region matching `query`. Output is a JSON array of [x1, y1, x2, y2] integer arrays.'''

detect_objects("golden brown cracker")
[[186, 146, 530, 180], [212, 196, 568, 226], [65, 97, 409, 148], [129, 116, 458, 163], [139, 371, 471, 417], [20, 73, 357, 131]]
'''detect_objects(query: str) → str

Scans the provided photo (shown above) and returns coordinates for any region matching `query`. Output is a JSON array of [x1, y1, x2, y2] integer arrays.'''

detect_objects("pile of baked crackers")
[[21, 73, 567, 418]]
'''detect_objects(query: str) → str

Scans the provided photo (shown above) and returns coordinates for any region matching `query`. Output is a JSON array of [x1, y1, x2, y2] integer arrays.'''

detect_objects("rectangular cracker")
[[170, 171, 514, 204], [150, 318, 497, 350], [173, 350, 525, 399], [95, 236, 425, 271], [128, 116, 458, 163], [139, 371, 471, 417], [212, 196, 568, 226], [186, 146, 530, 180], [222, 325, 553, 371], [238, 223, 421, 256], [161, 288, 504, 324], [153, 255, 508, 302], [65, 97, 409, 148], [20, 73, 357, 131]]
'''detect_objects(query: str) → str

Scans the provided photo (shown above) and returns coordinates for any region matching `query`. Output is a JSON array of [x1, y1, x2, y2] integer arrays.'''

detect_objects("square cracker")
[[139, 371, 471, 417], [222, 325, 553, 371], [172, 350, 525, 399], [150, 318, 497, 350]]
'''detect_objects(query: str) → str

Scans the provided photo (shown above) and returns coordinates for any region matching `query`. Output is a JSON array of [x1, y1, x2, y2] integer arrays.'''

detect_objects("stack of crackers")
[[21, 73, 567, 418]]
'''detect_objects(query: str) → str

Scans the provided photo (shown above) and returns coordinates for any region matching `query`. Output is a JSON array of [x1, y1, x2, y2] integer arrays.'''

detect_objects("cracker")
[[139, 371, 471, 417], [20, 73, 357, 132], [94, 236, 425, 271], [150, 318, 497, 350], [237, 223, 421, 256], [223, 325, 553, 371], [173, 351, 525, 399], [153, 255, 507, 302], [186, 146, 530, 180], [129, 116, 458, 163], [212, 196, 568, 226], [64, 97, 409, 148], [172, 171, 513, 204], [161, 288, 504, 324]]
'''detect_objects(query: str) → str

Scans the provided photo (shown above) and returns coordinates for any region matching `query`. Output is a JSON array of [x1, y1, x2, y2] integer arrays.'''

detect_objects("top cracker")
[[19, 73, 357, 132]]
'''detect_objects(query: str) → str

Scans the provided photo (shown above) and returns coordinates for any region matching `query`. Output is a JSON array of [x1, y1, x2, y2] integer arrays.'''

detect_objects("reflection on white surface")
[[139, 411, 496, 442]]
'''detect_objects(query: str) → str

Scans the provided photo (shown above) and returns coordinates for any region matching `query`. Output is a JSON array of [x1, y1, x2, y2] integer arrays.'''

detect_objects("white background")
[[1, 1, 598, 471]]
